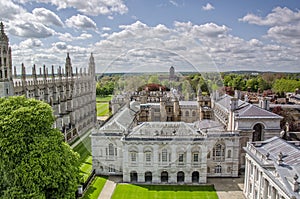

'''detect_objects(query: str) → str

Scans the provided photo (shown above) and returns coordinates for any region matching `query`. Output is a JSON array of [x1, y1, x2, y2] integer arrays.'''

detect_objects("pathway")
[[98, 176, 121, 199], [207, 176, 245, 199]]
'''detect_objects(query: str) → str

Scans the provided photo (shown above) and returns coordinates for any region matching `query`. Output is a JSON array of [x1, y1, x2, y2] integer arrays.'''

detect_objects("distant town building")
[[243, 137, 300, 199], [0, 22, 96, 141]]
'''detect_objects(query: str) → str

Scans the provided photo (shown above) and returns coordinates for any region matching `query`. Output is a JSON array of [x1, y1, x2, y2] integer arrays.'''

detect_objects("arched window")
[[212, 143, 225, 161], [192, 111, 196, 117], [185, 111, 189, 117], [253, 123, 264, 141], [215, 165, 222, 173]]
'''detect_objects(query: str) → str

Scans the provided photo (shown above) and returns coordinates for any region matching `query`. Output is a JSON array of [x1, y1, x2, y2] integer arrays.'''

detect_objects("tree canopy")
[[0, 96, 80, 199]]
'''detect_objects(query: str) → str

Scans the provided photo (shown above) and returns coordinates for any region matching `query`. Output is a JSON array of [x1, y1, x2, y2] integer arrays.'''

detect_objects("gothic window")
[[215, 165, 222, 173], [212, 143, 225, 161], [108, 143, 114, 156], [162, 149, 168, 162]]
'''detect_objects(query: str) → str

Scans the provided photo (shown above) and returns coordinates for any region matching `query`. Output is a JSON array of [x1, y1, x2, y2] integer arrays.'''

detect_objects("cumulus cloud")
[[0, 0, 26, 20], [90, 20, 299, 73], [19, 0, 128, 16], [32, 7, 63, 27], [239, 7, 300, 26], [53, 42, 67, 50], [9, 21, 55, 38], [66, 14, 97, 29], [202, 3, 214, 11], [20, 38, 43, 48]]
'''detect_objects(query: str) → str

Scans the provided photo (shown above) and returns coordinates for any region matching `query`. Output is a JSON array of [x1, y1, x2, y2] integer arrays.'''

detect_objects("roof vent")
[[277, 152, 284, 166]]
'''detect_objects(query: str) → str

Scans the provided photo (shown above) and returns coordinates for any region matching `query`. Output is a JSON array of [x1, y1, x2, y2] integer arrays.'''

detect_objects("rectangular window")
[[179, 154, 184, 162], [131, 152, 137, 162], [162, 150, 167, 162], [146, 153, 151, 162], [193, 153, 199, 162]]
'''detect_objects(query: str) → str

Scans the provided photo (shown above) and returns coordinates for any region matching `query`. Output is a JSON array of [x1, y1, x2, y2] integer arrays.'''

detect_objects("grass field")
[[72, 134, 92, 183], [96, 95, 112, 102], [82, 176, 108, 199], [111, 184, 218, 199], [96, 95, 112, 117]]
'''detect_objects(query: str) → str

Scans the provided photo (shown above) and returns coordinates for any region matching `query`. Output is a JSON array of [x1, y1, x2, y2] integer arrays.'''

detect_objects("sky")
[[1, 0, 300, 73]]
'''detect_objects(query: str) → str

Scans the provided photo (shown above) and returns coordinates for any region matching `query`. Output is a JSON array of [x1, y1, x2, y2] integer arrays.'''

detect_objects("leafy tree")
[[0, 96, 80, 199]]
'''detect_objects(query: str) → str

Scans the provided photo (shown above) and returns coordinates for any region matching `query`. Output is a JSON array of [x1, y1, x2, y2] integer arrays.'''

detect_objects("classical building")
[[92, 82, 282, 184], [243, 137, 300, 199], [0, 22, 96, 141]]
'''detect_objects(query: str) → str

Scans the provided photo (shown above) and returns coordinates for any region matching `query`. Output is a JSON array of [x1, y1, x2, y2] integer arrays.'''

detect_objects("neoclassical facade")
[[92, 102, 240, 183], [91, 84, 282, 183], [243, 137, 300, 199], [0, 22, 96, 141]]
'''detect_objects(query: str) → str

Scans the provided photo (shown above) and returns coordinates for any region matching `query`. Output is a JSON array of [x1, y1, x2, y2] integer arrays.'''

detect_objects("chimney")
[[277, 152, 283, 166], [293, 174, 299, 192], [234, 90, 241, 100], [259, 97, 270, 111], [230, 98, 238, 111]]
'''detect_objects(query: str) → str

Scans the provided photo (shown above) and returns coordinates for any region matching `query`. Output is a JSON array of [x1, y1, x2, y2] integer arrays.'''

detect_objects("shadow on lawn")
[[132, 184, 216, 192]]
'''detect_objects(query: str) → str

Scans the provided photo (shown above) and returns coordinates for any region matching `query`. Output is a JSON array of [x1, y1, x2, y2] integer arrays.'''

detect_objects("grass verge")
[[112, 184, 218, 199], [72, 134, 92, 183], [82, 176, 108, 199]]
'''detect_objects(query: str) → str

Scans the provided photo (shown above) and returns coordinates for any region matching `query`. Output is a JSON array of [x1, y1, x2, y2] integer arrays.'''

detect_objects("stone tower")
[[0, 22, 14, 97]]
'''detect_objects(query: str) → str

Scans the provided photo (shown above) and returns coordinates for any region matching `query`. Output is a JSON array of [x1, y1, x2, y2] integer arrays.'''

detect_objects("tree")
[[0, 96, 80, 199]]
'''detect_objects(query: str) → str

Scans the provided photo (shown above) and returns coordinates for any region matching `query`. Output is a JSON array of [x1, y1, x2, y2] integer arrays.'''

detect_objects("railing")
[[76, 169, 95, 198]]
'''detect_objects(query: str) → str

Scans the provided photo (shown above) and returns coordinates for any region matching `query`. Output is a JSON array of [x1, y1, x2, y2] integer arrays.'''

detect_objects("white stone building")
[[243, 137, 300, 199], [92, 73, 283, 184]]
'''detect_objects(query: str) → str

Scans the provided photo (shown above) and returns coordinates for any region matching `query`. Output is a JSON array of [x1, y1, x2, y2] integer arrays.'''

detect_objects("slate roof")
[[179, 101, 198, 106], [126, 122, 202, 139], [216, 94, 282, 119], [244, 137, 300, 198]]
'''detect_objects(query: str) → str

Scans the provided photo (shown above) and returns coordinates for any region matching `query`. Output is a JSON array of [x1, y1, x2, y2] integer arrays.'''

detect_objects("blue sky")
[[1, 0, 300, 73]]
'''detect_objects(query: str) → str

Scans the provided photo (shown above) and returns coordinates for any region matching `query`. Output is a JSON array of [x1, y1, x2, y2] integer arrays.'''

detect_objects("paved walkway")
[[207, 176, 245, 199], [98, 176, 121, 199]]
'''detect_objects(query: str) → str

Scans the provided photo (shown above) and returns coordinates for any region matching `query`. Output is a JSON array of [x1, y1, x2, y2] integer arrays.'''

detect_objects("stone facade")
[[0, 22, 96, 141], [243, 137, 300, 199]]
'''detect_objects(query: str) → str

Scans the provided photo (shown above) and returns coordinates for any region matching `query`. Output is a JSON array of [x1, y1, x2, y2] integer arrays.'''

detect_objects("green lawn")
[[72, 134, 93, 183], [112, 184, 218, 199], [96, 102, 109, 117], [96, 95, 112, 117], [82, 176, 108, 199], [96, 95, 112, 102]]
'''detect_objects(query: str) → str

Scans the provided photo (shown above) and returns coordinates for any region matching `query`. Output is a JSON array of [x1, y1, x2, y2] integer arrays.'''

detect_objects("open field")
[[111, 184, 218, 199], [72, 134, 92, 183], [82, 176, 108, 199]]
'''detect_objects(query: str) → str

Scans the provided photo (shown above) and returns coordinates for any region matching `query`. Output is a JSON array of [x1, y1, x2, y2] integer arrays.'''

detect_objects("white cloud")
[[169, 0, 179, 7], [20, 38, 43, 48], [19, 0, 128, 16], [102, 27, 111, 31], [202, 3, 214, 11], [9, 21, 55, 38], [65, 14, 97, 29], [0, 0, 26, 20], [90, 20, 299, 73], [239, 7, 300, 26], [53, 42, 67, 50], [32, 7, 63, 27]]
